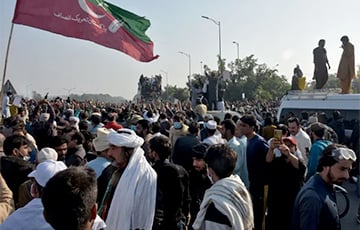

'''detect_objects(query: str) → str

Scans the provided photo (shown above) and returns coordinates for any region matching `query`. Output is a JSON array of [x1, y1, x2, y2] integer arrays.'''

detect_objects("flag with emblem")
[[12, 0, 159, 62]]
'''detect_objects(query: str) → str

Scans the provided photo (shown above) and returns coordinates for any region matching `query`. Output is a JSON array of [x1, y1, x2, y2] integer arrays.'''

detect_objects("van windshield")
[[278, 108, 359, 130]]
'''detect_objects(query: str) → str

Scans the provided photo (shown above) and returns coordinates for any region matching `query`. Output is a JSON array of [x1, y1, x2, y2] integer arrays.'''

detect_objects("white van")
[[276, 91, 360, 137]]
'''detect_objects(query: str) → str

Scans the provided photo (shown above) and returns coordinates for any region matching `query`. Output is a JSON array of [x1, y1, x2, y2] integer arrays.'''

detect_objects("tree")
[[177, 54, 291, 103], [225, 55, 290, 101], [162, 85, 189, 102]]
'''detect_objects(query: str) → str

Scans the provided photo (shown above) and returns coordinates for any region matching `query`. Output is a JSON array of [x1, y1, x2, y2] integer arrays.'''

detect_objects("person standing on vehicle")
[[313, 39, 330, 89], [292, 144, 356, 230], [337, 35, 355, 94]]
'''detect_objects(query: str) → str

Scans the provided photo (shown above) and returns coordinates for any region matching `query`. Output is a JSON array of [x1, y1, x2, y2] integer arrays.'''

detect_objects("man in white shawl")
[[192, 144, 254, 230], [106, 128, 157, 230]]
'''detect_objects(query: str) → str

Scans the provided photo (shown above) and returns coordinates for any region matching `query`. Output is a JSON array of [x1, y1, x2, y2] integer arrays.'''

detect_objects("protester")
[[189, 143, 212, 229], [238, 114, 268, 230], [65, 131, 87, 166], [261, 117, 277, 141], [192, 144, 254, 230], [194, 98, 207, 121], [136, 119, 153, 155], [17, 147, 59, 208], [328, 110, 345, 145], [287, 117, 312, 165], [0, 173, 14, 224], [104, 113, 123, 131], [169, 113, 189, 148], [89, 113, 103, 135], [220, 119, 249, 188], [292, 144, 356, 230], [173, 121, 200, 172], [87, 128, 111, 178], [266, 137, 306, 230], [50, 135, 68, 161], [313, 39, 330, 89], [0, 135, 33, 207], [203, 120, 225, 146], [291, 65, 303, 90], [104, 128, 157, 230], [2, 91, 12, 119], [42, 166, 106, 230], [149, 135, 191, 230], [337, 35, 355, 94], [306, 122, 332, 181], [1, 160, 67, 229]]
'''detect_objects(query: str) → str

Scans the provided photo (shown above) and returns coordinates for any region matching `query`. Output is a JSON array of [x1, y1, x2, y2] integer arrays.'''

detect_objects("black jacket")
[[0, 156, 34, 205], [152, 159, 191, 230], [172, 134, 200, 171]]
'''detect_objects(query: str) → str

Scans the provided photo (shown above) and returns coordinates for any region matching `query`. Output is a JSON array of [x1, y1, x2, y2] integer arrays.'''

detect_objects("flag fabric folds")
[[12, 0, 159, 62]]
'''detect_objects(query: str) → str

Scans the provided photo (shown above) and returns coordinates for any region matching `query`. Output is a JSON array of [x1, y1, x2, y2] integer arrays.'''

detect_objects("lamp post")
[[26, 84, 32, 99], [178, 51, 191, 89], [200, 61, 203, 74], [233, 41, 239, 60], [160, 69, 168, 99], [201, 16, 221, 70]]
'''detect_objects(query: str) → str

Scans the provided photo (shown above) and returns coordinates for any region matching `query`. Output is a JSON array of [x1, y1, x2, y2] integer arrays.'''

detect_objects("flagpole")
[[1, 23, 15, 98]]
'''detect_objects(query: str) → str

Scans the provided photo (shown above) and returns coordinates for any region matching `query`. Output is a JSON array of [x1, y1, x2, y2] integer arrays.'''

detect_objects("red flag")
[[12, 0, 159, 62]]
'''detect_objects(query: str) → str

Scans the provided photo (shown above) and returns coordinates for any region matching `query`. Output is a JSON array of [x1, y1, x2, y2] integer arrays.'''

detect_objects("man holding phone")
[[266, 136, 306, 230]]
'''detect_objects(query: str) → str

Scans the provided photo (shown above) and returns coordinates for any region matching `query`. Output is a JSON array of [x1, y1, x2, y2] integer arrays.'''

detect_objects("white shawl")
[[192, 175, 254, 230], [105, 147, 157, 230]]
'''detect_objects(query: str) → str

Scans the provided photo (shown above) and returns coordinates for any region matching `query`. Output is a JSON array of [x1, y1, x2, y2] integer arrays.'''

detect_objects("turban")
[[108, 128, 144, 148]]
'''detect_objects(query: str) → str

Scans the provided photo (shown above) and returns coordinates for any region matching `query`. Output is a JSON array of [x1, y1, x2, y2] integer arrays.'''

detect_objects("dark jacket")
[[172, 134, 200, 171], [189, 169, 212, 228], [267, 154, 306, 230], [0, 156, 34, 206], [152, 159, 191, 230], [292, 174, 340, 230], [65, 144, 86, 167]]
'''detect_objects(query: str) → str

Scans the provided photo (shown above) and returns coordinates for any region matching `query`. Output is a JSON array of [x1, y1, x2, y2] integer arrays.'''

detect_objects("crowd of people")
[[0, 94, 358, 230]]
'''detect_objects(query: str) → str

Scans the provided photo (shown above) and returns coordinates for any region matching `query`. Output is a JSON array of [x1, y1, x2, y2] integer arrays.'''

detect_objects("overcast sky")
[[1, 0, 359, 100]]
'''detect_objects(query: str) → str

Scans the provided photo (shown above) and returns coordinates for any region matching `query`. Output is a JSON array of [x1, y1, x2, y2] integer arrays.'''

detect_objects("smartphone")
[[274, 129, 282, 141]]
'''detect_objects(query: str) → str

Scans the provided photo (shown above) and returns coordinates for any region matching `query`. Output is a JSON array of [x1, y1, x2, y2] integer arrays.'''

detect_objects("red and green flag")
[[12, 0, 159, 62]]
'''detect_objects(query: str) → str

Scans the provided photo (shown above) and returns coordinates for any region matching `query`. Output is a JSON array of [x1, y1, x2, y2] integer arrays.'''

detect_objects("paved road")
[[341, 180, 359, 230]]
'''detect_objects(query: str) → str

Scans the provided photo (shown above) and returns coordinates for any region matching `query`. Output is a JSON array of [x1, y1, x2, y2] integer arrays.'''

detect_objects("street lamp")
[[160, 69, 169, 99], [26, 84, 32, 99], [201, 15, 221, 70], [233, 41, 239, 60], [178, 51, 191, 88], [200, 61, 203, 74]]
